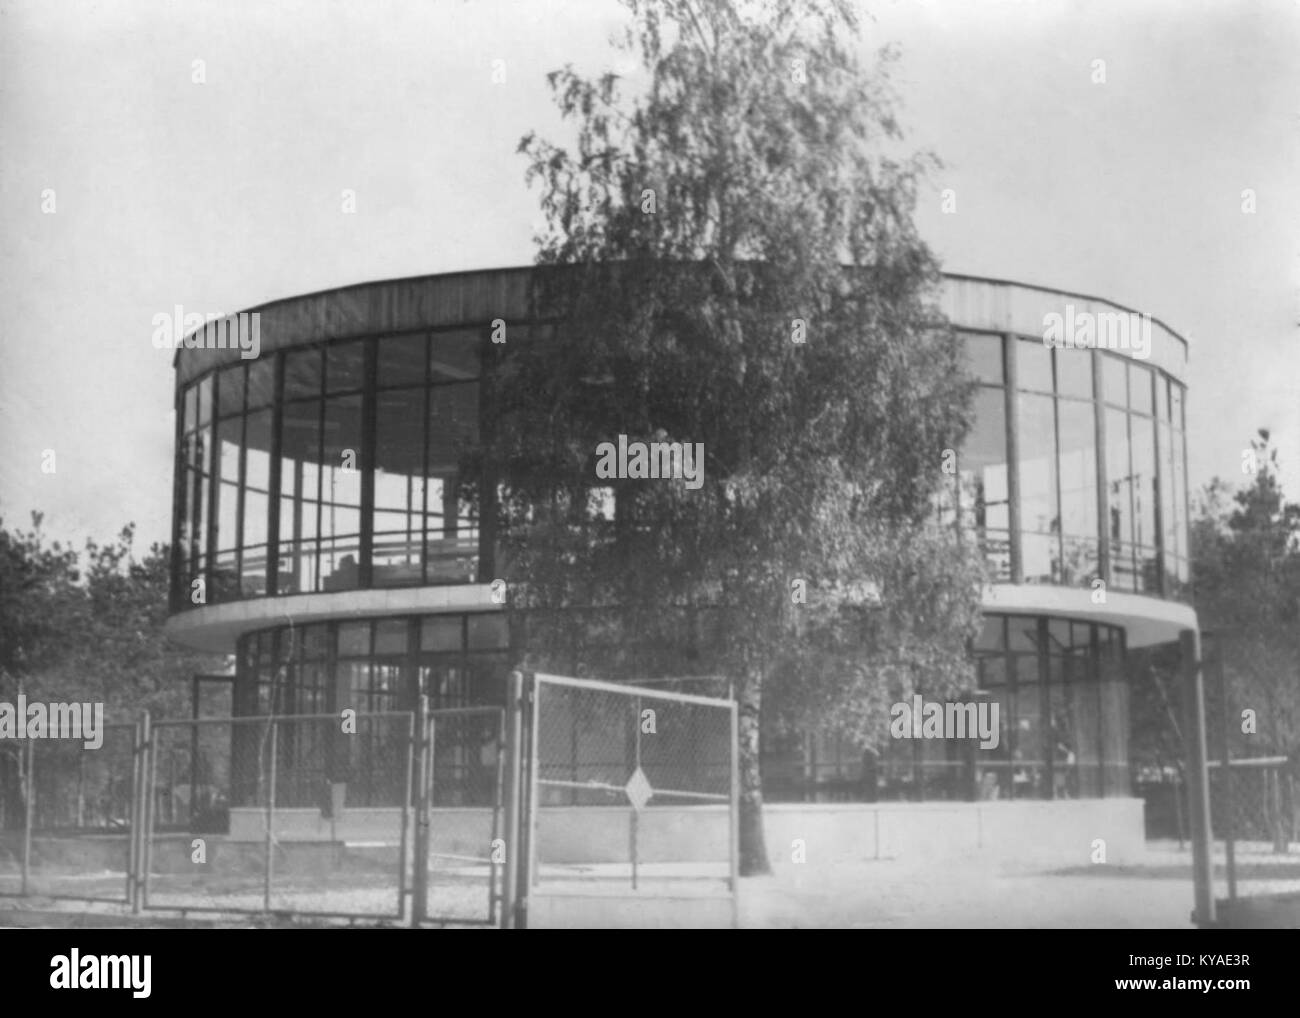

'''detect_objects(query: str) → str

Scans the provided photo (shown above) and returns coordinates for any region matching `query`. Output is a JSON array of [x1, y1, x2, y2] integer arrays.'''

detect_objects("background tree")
[[1128, 431, 1300, 842], [0, 511, 224, 825], [499, 0, 987, 873], [1190, 431, 1300, 761]]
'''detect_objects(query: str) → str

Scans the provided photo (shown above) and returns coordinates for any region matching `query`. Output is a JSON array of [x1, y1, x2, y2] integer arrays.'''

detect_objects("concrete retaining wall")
[[227, 797, 1146, 867]]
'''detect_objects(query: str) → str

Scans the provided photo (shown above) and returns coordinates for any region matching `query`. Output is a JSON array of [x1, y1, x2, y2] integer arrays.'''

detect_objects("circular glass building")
[[166, 268, 1196, 806]]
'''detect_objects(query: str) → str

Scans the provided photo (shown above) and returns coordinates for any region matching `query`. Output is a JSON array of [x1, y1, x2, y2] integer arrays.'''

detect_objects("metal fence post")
[[1181, 629, 1216, 926], [396, 710, 414, 925], [140, 712, 155, 910], [264, 720, 277, 913], [500, 671, 523, 929], [20, 738, 34, 897], [523, 673, 540, 929], [411, 696, 429, 927], [729, 697, 740, 930], [1210, 640, 1235, 901], [128, 715, 144, 912]]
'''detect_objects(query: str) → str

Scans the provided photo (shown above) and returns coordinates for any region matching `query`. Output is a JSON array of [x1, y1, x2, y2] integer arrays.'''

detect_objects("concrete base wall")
[[227, 797, 1145, 867]]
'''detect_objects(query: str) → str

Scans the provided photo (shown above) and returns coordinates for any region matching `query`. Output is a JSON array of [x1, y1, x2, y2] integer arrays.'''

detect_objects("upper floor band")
[[169, 269, 1191, 615]]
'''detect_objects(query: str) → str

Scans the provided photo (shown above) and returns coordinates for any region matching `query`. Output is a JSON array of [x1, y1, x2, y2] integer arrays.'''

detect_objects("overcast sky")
[[1, 0, 1296, 553]]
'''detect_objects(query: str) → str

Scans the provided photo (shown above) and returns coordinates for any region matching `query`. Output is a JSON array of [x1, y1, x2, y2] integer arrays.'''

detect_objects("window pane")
[[1046, 618, 1071, 655], [1130, 415, 1158, 592], [1155, 373, 1169, 422], [378, 334, 428, 388], [326, 340, 366, 393], [974, 616, 1005, 652], [1056, 399, 1099, 585], [1171, 384, 1184, 431], [338, 622, 370, 657], [1007, 617, 1039, 654], [1128, 363, 1153, 416], [1014, 653, 1041, 685], [1017, 393, 1059, 583], [247, 357, 276, 409], [374, 389, 427, 588], [374, 619, 410, 656], [958, 332, 1002, 385], [428, 330, 480, 383], [1170, 430, 1188, 596], [1012, 685, 1047, 799], [245, 410, 272, 490], [1105, 407, 1136, 591], [1072, 679, 1102, 796], [197, 376, 213, 428], [218, 365, 246, 417], [420, 616, 462, 653], [285, 347, 323, 400], [1017, 339, 1053, 394], [426, 383, 480, 583], [321, 395, 363, 591], [1101, 355, 1127, 407], [959, 387, 1010, 579], [183, 385, 198, 435], [1055, 348, 1093, 400], [279, 399, 322, 594], [467, 614, 509, 650]]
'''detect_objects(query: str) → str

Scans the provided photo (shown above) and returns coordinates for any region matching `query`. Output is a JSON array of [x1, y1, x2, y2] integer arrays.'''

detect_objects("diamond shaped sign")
[[625, 766, 653, 812]]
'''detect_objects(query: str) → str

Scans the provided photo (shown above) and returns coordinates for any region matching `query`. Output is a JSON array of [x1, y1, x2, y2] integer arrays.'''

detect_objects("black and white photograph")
[[0, 0, 1296, 991]]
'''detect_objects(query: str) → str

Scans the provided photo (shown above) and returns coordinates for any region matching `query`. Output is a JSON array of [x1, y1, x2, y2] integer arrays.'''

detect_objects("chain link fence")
[[1200, 641, 1299, 906], [142, 713, 414, 920], [0, 724, 139, 903]]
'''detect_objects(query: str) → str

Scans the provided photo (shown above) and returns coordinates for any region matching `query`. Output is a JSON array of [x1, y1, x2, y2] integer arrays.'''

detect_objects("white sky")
[[1, 0, 1297, 552]]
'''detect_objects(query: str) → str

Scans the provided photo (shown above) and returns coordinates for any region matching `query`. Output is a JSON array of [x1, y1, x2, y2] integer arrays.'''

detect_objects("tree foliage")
[[0, 511, 223, 722], [1189, 430, 1300, 758], [502, 0, 987, 873]]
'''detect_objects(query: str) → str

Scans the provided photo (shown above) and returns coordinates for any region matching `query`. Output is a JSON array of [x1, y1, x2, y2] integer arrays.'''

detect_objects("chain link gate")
[[411, 704, 506, 926], [505, 673, 739, 929], [0, 722, 140, 905], [1201, 636, 1299, 921]]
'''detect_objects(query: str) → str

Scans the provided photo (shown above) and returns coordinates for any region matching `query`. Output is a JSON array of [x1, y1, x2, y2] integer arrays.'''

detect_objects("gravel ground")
[[3, 840, 1297, 928]]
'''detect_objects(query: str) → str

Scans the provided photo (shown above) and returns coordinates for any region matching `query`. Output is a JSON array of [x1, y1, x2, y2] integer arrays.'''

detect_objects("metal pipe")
[[264, 720, 277, 913], [1181, 628, 1216, 926], [410, 697, 428, 927], [21, 738, 34, 897], [500, 671, 523, 929]]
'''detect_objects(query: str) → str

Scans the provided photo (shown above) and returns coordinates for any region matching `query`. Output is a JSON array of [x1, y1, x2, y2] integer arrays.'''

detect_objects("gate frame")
[[140, 710, 415, 922], [506, 671, 740, 930], [0, 721, 142, 908], [412, 702, 507, 927]]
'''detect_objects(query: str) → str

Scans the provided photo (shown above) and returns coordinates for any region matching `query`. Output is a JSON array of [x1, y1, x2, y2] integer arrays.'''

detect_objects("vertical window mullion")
[[1093, 352, 1109, 588], [1039, 617, 1052, 800], [360, 339, 377, 588], [421, 334, 432, 586], [235, 366, 248, 597], [170, 385, 186, 611], [205, 373, 220, 598], [266, 355, 284, 595], [1003, 335, 1022, 584], [1151, 372, 1166, 597], [1050, 349, 1065, 582]]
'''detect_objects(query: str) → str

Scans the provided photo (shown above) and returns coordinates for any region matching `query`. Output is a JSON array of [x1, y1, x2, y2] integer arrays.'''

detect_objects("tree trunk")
[[736, 669, 771, 875]]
